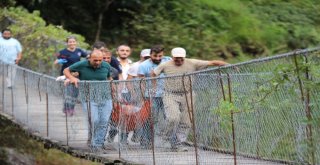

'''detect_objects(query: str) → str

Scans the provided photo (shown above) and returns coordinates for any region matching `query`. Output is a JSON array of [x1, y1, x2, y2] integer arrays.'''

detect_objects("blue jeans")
[[82, 100, 112, 147]]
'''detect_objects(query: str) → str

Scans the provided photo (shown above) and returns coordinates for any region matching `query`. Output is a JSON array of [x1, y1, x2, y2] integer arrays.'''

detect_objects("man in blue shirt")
[[0, 28, 23, 88], [137, 44, 171, 148]]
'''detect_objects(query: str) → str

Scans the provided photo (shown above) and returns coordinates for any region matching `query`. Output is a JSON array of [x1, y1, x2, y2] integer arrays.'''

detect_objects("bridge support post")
[[182, 74, 199, 165], [226, 73, 237, 165], [293, 54, 315, 165], [10, 65, 14, 118], [218, 70, 237, 165], [1, 63, 4, 112]]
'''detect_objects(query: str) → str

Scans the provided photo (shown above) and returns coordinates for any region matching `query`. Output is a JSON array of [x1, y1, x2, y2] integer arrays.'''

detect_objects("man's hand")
[[64, 79, 70, 86], [15, 58, 21, 64], [69, 77, 79, 87]]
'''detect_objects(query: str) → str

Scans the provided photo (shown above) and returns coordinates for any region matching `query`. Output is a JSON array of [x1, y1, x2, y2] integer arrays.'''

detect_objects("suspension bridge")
[[0, 48, 319, 165]]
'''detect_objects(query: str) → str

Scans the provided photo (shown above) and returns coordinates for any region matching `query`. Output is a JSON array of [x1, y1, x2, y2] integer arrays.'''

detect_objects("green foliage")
[[0, 116, 98, 165], [0, 7, 89, 76], [0, 0, 15, 8], [11, 0, 320, 62], [212, 99, 237, 133], [246, 0, 320, 52]]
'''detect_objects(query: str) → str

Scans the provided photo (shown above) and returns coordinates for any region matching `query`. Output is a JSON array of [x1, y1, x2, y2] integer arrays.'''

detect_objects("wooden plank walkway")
[[0, 76, 287, 165]]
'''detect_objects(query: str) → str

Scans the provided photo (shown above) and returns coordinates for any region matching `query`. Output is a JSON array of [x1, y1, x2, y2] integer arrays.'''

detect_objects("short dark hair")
[[66, 35, 76, 42], [116, 44, 130, 51], [1, 28, 11, 33], [92, 41, 106, 49], [150, 44, 164, 54]]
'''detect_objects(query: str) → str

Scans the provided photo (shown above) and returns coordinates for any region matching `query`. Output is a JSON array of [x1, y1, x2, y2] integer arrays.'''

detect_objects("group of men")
[[62, 43, 228, 153], [0, 28, 229, 153]]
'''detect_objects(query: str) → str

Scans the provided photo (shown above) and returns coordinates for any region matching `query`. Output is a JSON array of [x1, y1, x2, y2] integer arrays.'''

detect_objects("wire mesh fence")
[[0, 47, 320, 164]]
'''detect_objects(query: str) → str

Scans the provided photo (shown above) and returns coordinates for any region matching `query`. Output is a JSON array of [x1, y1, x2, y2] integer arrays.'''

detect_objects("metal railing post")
[[227, 73, 237, 165], [182, 74, 199, 165]]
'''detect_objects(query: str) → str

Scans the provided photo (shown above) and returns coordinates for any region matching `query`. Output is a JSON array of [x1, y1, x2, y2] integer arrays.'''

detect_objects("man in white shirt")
[[107, 44, 133, 144], [127, 49, 150, 79], [116, 44, 133, 80], [0, 28, 23, 88]]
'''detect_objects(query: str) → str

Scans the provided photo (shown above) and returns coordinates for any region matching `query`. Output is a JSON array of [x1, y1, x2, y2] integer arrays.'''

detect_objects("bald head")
[[89, 50, 103, 68]]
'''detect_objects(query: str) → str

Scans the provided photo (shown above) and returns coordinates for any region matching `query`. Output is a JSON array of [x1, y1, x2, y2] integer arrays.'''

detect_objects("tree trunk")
[[94, 0, 114, 42]]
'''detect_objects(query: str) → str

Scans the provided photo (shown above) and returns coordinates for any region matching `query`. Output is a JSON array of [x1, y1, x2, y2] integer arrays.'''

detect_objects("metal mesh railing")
[[0, 47, 320, 165]]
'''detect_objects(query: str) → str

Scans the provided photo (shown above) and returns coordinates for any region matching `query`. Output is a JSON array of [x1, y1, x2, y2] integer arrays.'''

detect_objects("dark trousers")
[[63, 85, 79, 114], [140, 97, 165, 147]]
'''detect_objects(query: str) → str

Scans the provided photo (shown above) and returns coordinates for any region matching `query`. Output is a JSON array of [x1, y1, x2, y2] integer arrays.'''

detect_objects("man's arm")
[[138, 74, 145, 78], [137, 65, 145, 78], [15, 52, 22, 64], [63, 67, 79, 87], [208, 60, 229, 66], [151, 70, 157, 77]]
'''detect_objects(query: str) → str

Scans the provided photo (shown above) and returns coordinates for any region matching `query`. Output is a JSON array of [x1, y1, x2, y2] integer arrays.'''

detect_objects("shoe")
[[120, 140, 128, 147], [68, 110, 74, 116], [90, 146, 107, 153], [131, 134, 140, 143], [103, 144, 115, 150], [106, 136, 114, 143], [171, 144, 188, 152], [63, 109, 74, 117], [141, 144, 152, 150]]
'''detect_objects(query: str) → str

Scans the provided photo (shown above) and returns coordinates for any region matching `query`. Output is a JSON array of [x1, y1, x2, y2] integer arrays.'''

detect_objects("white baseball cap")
[[140, 49, 151, 57], [171, 47, 186, 58]]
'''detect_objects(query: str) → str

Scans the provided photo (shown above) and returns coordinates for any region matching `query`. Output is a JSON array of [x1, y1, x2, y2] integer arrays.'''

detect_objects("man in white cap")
[[127, 49, 151, 79], [151, 47, 228, 151], [123, 49, 151, 143]]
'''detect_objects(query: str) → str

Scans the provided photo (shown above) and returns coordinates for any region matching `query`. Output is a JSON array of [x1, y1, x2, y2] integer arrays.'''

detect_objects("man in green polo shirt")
[[64, 50, 112, 153]]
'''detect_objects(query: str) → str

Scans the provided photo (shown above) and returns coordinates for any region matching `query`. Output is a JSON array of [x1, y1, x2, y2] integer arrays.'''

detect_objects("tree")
[[0, 7, 89, 76]]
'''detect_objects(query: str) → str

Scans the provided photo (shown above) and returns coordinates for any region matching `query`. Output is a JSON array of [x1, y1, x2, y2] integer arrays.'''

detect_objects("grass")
[[0, 114, 100, 165]]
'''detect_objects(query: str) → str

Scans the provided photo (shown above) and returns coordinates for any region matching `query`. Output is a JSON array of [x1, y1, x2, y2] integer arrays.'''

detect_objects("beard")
[[119, 56, 127, 60], [3, 37, 11, 40], [151, 59, 161, 65]]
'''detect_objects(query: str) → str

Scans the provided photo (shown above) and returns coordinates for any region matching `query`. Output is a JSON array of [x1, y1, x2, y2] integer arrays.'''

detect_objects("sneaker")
[[140, 140, 151, 148], [171, 144, 188, 152], [131, 134, 140, 143], [66, 109, 75, 116], [103, 144, 115, 150], [90, 146, 107, 154], [106, 137, 113, 143]]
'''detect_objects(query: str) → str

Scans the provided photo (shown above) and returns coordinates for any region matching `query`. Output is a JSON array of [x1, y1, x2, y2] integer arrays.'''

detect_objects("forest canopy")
[[1, 0, 320, 70]]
